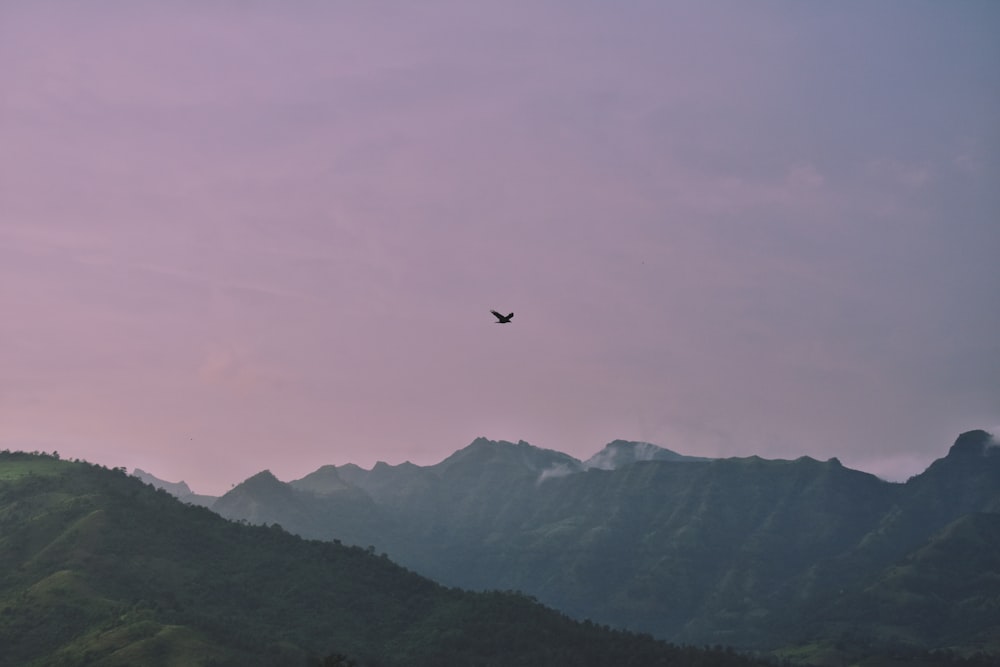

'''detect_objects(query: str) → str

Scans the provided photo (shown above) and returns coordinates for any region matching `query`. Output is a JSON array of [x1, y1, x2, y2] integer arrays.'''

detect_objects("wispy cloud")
[[197, 345, 286, 394]]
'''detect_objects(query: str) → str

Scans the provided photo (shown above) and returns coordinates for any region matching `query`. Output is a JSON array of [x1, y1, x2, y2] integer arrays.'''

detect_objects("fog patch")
[[584, 441, 668, 470], [537, 463, 577, 484]]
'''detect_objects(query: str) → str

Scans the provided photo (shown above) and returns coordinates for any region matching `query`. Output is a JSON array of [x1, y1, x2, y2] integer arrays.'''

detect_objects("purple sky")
[[2, 2, 998, 494]]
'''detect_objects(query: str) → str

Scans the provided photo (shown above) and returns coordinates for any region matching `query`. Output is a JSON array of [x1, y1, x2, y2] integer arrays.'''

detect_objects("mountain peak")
[[290, 464, 352, 496], [584, 440, 710, 470], [439, 438, 582, 476], [947, 430, 997, 459], [215, 469, 298, 517], [238, 469, 285, 492]]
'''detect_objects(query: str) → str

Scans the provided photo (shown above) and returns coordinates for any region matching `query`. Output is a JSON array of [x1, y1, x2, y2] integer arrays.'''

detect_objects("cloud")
[[537, 462, 579, 484], [866, 158, 933, 190], [197, 346, 283, 394], [986, 428, 1000, 450]]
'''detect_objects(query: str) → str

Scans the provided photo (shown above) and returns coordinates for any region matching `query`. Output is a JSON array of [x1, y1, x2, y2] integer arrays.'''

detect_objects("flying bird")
[[491, 310, 513, 324]]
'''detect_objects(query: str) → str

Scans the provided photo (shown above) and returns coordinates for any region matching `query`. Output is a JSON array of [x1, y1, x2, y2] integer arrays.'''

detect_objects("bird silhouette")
[[491, 310, 513, 324]]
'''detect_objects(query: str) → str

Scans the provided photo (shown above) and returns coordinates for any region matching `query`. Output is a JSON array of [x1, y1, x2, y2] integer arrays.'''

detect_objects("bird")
[[491, 310, 513, 324]]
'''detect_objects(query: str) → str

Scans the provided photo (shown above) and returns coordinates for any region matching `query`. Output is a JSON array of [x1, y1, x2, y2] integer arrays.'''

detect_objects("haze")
[[2, 1, 998, 494]]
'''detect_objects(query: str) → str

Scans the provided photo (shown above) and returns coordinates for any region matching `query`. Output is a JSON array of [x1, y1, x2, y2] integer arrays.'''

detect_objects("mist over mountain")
[[583, 440, 711, 470], [204, 432, 1000, 662]]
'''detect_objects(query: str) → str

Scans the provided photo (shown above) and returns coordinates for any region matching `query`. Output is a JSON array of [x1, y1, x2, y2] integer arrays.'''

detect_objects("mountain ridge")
[[2, 451, 768, 667], [201, 430, 1000, 660], [132, 468, 217, 507]]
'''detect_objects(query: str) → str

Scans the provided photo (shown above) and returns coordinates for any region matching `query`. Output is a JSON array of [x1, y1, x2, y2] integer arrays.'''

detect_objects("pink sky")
[[2, 1, 998, 494]]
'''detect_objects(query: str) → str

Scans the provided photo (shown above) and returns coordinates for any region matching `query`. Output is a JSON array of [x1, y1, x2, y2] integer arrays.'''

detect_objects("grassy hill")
[[0, 451, 772, 667]]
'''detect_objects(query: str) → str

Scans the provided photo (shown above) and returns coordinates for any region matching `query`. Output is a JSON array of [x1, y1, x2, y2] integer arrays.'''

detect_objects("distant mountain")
[[214, 469, 390, 549], [209, 431, 1000, 661], [132, 468, 217, 507], [0, 451, 770, 667], [289, 464, 354, 495], [583, 439, 711, 469], [436, 437, 585, 475]]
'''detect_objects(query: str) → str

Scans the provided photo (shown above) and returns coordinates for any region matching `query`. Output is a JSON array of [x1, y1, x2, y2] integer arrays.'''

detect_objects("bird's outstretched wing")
[[491, 310, 503, 319]]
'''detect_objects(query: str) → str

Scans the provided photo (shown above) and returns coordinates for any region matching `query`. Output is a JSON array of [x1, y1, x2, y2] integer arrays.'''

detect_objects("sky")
[[2, 1, 998, 495]]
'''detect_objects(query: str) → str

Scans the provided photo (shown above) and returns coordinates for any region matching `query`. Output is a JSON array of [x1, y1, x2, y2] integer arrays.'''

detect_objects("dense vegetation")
[[0, 451, 775, 667], [211, 432, 1000, 663]]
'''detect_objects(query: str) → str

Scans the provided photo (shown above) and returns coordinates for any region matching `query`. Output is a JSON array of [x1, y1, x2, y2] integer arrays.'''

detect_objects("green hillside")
[[794, 512, 1000, 661], [0, 451, 772, 667]]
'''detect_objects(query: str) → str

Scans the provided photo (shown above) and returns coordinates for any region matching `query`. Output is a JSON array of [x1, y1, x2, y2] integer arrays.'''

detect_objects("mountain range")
[[168, 431, 1000, 663], [0, 451, 771, 667]]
